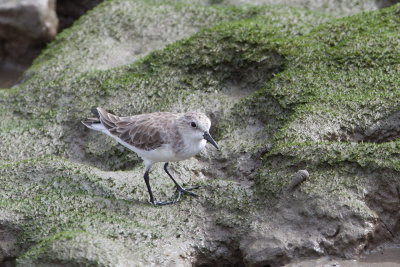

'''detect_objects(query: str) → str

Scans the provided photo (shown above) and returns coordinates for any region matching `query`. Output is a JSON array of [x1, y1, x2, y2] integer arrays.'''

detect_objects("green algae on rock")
[[1, 0, 400, 266]]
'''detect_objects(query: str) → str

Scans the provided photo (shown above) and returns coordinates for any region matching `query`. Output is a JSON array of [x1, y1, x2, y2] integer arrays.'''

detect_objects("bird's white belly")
[[94, 124, 206, 165], [139, 145, 181, 163], [137, 139, 207, 164], [107, 134, 179, 163]]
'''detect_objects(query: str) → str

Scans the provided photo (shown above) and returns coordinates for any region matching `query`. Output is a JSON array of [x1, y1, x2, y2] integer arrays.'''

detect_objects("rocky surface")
[[0, 0, 58, 79], [0, 0, 103, 88], [56, 0, 104, 31], [0, 0, 397, 88], [1, 0, 400, 266]]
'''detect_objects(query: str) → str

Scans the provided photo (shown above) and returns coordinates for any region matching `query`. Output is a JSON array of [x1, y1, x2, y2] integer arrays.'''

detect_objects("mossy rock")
[[1, 0, 400, 266]]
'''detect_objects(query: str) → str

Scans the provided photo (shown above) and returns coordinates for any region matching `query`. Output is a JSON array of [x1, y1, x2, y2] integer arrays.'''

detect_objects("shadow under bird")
[[82, 107, 219, 206]]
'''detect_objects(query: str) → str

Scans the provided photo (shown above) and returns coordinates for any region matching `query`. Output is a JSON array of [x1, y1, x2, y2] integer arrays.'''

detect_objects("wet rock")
[[56, 0, 104, 31], [18, 232, 139, 266], [0, 0, 58, 65], [0, 228, 18, 267], [2, 0, 400, 266], [0, 0, 58, 88], [0, 210, 22, 267], [240, 235, 287, 267], [376, 0, 400, 8]]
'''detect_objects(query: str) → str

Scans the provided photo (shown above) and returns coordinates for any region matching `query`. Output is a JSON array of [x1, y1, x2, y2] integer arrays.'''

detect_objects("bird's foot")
[[176, 185, 200, 196], [149, 185, 201, 206], [150, 185, 201, 206], [173, 185, 200, 201], [151, 199, 177, 206]]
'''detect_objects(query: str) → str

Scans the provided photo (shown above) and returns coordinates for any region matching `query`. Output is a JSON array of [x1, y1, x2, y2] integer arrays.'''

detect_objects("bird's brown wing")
[[97, 107, 177, 151]]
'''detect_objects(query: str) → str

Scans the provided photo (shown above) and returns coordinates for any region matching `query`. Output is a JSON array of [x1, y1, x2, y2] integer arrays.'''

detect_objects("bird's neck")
[[175, 137, 206, 160]]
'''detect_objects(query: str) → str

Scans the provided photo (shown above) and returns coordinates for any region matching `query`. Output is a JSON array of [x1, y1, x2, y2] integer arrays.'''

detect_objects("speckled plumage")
[[82, 107, 218, 206], [98, 108, 178, 151]]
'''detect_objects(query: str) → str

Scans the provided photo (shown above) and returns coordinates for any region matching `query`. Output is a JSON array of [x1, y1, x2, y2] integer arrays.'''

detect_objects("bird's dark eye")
[[191, 122, 197, 128]]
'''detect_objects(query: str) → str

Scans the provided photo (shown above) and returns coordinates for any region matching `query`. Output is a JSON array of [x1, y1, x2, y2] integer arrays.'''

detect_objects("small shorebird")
[[82, 107, 219, 206]]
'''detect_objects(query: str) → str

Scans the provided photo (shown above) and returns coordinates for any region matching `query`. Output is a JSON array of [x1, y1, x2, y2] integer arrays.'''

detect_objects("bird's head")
[[178, 112, 219, 149]]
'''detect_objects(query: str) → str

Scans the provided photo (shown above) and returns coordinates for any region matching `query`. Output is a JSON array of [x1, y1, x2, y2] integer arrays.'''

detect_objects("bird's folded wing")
[[97, 107, 163, 151]]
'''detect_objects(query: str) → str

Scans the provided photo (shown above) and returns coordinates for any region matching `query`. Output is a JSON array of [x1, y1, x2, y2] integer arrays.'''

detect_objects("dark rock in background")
[[56, 0, 104, 31], [0, 0, 57, 87], [0, 0, 103, 88]]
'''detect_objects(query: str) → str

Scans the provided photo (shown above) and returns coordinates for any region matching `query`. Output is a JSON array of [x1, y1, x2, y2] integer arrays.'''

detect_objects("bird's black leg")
[[144, 168, 176, 206], [144, 170, 155, 205], [163, 163, 200, 201]]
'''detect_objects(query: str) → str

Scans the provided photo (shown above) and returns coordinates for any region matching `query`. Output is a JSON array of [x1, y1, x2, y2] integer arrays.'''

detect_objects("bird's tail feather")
[[82, 107, 115, 132], [81, 117, 101, 129], [82, 107, 102, 130]]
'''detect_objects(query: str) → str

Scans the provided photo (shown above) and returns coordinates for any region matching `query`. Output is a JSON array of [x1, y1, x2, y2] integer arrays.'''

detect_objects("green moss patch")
[[1, 0, 400, 265]]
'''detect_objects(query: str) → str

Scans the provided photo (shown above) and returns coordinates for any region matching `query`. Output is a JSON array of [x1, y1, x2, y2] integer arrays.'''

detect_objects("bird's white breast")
[[89, 122, 207, 167], [178, 139, 207, 160]]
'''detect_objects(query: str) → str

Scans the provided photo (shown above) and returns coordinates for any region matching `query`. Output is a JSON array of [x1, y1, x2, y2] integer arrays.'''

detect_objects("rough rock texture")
[[0, 0, 397, 88], [0, 0, 58, 87], [1, 0, 400, 266]]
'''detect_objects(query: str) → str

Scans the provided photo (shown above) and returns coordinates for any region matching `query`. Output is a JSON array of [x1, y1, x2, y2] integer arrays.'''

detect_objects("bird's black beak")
[[203, 132, 219, 149]]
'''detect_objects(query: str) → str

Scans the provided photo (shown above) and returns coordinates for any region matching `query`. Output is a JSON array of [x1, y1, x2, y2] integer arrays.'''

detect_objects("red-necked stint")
[[82, 107, 218, 206]]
